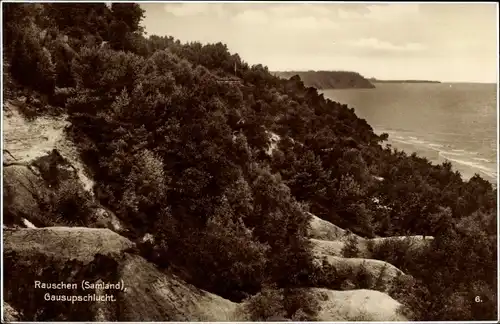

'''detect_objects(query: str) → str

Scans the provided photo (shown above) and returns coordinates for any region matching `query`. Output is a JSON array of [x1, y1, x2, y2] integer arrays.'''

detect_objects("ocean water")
[[321, 83, 498, 184]]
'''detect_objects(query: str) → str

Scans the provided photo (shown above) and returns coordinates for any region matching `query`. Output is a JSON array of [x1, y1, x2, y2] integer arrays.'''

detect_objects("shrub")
[[373, 263, 389, 291], [367, 237, 423, 274], [10, 26, 56, 94], [118, 149, 168, 229], [283, 288, 321, 321], [244, 286, 286, 321], [45, 180, 94, 225], [341, 233, 360, 258], [160, 213, 270, 301], [354, 262, 374, 289]]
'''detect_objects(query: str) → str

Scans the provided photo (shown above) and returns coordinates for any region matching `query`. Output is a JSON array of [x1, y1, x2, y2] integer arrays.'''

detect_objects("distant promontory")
[[369, 78, 441, 84], [273, 71, 376, 89]]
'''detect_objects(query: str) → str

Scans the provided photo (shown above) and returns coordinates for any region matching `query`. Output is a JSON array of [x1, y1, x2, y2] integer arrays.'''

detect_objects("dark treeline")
[[3, 3, 497, 321]]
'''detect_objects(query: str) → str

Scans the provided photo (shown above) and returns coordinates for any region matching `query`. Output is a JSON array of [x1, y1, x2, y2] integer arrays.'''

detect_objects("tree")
[[110, 3, 145, 33]]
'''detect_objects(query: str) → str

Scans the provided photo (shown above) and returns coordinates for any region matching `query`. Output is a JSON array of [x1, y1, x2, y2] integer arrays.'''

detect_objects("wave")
[[392, 137, 445, 152], [473, 157, 491, 163], [377, 127, 466, 137], [439, 151, 466, 157], [440, 156, 497, 179], [375, 127, 413, 134], [391, 138, 418, 146], [390, 135, 482, 156], [387, 133, 496, 181]]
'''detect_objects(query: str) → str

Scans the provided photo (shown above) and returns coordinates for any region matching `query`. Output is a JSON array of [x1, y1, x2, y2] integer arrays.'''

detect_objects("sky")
[[141, 2, 499, 83]]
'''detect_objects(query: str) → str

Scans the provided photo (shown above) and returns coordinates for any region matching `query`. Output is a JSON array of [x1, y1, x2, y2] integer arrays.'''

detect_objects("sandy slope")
[[308, 213, 433, 259], [3, 102, 123, 230], [4, 227, 134, 264], [3, 101, 94, 193], [308, 212, 349, 241], [312, 288, 406, 321], [3, 302, 21, 322], [308, 212, 430, 295]]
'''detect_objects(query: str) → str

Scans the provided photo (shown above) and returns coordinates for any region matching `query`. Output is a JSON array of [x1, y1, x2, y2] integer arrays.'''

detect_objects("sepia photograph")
[[1, 1, 498, 322]]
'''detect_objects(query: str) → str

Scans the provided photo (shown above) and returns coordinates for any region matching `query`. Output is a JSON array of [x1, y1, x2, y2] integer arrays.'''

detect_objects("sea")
[[321, 82, 498, 185]]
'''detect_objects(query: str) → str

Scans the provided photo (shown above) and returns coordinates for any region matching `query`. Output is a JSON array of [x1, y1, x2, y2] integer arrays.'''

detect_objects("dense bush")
[[243, 286, 287, 321], [9, 25, 56, 94], [283, 288, 321, 321], [368, 237, 426, 274], [243, 286, 321, 321], [341, 234, 360, 258], [45, 180, 94, 226]]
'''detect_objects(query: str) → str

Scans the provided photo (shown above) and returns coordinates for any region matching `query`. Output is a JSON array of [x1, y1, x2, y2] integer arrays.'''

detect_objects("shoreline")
[[379, 133, 497, 185]]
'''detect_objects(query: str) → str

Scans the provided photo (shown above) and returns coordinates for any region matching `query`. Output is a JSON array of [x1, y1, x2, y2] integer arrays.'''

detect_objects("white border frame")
[[0, 1, 498, 323]]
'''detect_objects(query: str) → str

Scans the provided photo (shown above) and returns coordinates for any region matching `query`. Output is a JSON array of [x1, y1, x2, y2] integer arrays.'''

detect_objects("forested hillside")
[[274, 71, 375, 89], [2, 3, 497, 321]]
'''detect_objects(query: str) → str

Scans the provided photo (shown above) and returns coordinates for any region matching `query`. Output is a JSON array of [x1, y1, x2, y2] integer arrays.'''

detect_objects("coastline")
[[319, 84, 497, 187], [377, 130, 498, 185]]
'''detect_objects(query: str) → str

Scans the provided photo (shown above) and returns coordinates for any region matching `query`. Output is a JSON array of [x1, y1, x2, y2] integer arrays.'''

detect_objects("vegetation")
[[43, 179, 94, 226], [273, 70, 375, 89], [341, 233, 360, 258], [243, 286, 321, 321], [3, 3, 497, 321]]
